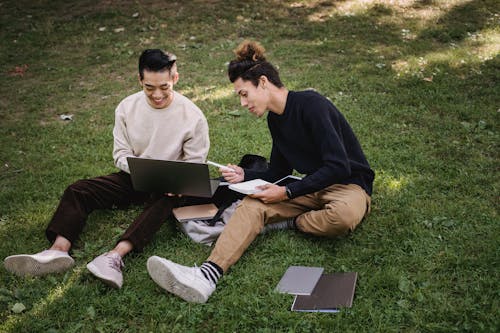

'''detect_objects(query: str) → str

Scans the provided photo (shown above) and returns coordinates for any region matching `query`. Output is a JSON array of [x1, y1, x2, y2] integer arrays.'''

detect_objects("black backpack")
[[206, 154, 268, 225]]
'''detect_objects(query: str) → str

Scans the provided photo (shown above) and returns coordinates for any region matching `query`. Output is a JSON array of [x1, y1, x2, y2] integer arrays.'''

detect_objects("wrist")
[[285, 185, 292, 199]]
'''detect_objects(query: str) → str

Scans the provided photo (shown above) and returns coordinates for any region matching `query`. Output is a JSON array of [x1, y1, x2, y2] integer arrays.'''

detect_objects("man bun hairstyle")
[[235, 41, 267, 62], [228, 40, 283, 88], [139, 49, 177, 80]]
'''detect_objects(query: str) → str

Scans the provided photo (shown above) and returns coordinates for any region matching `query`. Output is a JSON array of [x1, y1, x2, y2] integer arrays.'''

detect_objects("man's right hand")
[[221, 164, 244, 183]]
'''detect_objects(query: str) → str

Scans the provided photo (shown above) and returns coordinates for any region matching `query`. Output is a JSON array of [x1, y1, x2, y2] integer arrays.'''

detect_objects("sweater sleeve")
[[286, 98, 351, 198], [182, 115, 210, 163], [112, 104, 134, 173]]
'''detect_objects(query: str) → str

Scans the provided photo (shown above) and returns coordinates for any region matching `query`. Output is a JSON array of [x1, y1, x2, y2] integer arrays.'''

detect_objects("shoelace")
[[107, 254, 124, 273]]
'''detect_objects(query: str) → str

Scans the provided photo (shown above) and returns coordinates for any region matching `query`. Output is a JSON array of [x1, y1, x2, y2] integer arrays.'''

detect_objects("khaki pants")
[[208, 184, 371, 272]]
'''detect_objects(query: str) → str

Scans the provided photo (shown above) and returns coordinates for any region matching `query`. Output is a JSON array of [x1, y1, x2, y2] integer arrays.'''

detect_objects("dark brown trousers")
[[45, 171, 185, 252]]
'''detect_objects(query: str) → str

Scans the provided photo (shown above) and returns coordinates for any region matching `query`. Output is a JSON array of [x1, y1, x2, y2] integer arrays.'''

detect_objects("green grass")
[[1, 0, 499, 332]]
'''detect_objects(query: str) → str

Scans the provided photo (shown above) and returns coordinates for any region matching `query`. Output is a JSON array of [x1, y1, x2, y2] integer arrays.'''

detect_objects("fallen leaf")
[[8, 64, 28, 77], [11, 303, 26, 313], [60, 114, 74, 121], [397, 299, 410, 308], [423, 76, 433, 82], [398, 276, 411, 293]]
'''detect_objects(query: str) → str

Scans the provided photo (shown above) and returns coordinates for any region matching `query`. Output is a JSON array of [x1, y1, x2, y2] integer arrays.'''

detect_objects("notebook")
[[172, 204, 218, 222], [228, 175, 302, 195], [291, 272, 358, 312], [275, 266, 324, 295], [228, 179, 270, 194], [127, 157, 220, 197]]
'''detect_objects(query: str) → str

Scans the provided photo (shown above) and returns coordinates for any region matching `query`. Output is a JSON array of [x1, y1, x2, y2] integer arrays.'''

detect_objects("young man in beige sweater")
[[4, 49, 210, 289]]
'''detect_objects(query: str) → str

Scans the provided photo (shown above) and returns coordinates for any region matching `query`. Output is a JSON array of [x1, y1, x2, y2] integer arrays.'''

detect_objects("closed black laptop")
[[127, 157, 220, 198]]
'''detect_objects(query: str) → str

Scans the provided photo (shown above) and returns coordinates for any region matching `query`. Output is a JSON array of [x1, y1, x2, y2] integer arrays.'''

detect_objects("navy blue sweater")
[[244, 90, 374, 197]]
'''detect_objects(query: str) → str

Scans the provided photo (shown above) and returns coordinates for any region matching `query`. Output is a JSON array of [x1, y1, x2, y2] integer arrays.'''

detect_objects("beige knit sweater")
[[112, 90, 209, 173]]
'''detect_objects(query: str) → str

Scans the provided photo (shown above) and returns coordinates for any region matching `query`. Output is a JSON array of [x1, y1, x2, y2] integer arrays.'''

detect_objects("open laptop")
[[127, 157, 220, 198]]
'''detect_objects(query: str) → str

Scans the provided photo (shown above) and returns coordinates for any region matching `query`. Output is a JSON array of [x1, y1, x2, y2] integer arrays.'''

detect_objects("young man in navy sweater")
[[147, 41, 375, 303]]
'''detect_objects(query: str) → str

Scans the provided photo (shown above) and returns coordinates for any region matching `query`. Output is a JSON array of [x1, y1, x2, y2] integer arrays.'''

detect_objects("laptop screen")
[[127, 157, 219, 198]]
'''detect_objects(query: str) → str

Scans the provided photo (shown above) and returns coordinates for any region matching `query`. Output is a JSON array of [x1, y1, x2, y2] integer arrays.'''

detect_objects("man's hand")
[[250, 184, 288, 203], [221, 164, 244, 184]]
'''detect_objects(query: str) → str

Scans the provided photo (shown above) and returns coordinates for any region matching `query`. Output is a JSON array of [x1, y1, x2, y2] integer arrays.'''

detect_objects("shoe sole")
[[86, 262, 122, 289], [4, 255, 74, 277], [147, 256, 207, 303]]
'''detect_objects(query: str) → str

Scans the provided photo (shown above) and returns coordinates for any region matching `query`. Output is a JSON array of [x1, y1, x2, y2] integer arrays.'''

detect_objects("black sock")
[[200, 261, 223, 285], [262, 217, 297, 233], [286, 217, 297, 229]]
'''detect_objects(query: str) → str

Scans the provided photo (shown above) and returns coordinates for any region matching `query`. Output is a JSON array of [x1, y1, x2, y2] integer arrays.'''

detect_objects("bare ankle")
[[50, 235, 72, 252], [112, 240, 133, 258]]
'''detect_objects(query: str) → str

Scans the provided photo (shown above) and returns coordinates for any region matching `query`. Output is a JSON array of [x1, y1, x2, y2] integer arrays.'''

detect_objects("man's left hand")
[[250, 184, 288, 203]]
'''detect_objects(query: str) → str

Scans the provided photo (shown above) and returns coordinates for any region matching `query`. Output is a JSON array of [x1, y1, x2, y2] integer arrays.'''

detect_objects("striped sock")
[[200, 261, 223, 285]]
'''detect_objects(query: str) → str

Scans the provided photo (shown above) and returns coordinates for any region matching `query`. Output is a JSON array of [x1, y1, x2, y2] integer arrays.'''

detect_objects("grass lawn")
[[0, 0, 499, 332]]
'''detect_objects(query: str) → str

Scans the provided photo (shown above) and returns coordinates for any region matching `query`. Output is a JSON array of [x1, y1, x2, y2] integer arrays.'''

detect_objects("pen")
[[207, 160, 236, 172]]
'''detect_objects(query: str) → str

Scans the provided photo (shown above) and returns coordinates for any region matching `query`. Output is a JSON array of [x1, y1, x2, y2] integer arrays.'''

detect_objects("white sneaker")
[[4, 250, 74, 277], [147, 256, 215, 303], [86, 252, 124, 289]]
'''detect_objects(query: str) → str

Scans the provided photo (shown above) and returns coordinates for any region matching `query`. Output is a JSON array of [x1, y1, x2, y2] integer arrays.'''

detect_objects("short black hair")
[[138, 49, 177, 80]]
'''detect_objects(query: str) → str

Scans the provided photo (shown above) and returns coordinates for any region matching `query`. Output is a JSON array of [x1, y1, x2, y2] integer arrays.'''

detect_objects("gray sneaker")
[[4, 250, 74, 277], [86, 252, 124, 289], [147, 256, 215, 303]]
